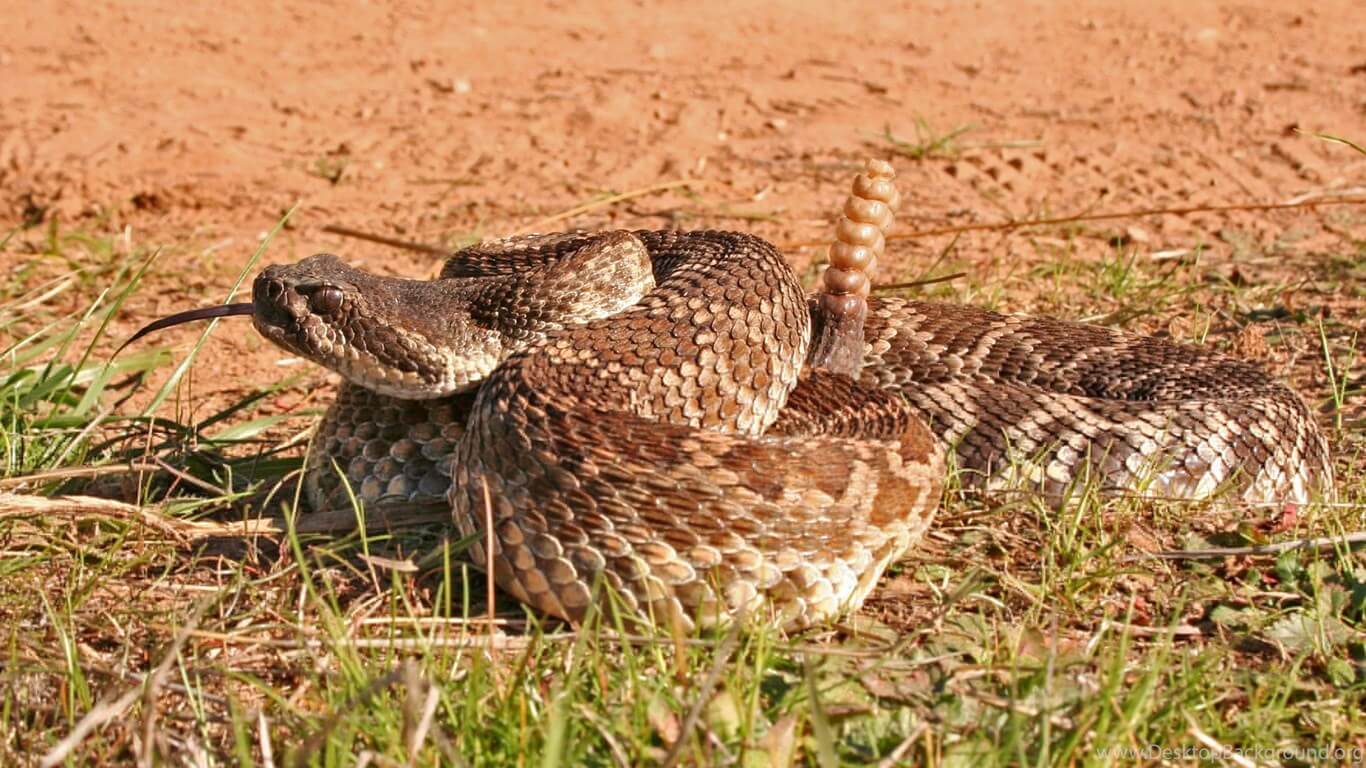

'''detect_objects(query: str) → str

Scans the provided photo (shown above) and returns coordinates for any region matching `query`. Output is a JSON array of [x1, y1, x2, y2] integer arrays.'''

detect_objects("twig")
[[39, 688, 143, 767], [147, 625, 542, 652], [515, 179, 702, 234], [0, 493, 190, 538], [403, 662, 440, 765], [0, 462, 162, 490], [1150, 531, 1366, 560], [151, 455, 231, 498], [1101, 620, 1203, 638], [876, 723, 927, 768], [144, 623, 910, 659], [956, 690, 1075, 729], [258, 710, 276, 768], [660, 623, 741, 768], [320, 196, 1364, 268], [1185, 713, 1257, 768], [320, 225, 450, 256], [322, 181, 707, 256], [960, 485, 1366, 510], [1, 458, 230, 499], [0, 493, 449, 536], [358, 615, 522, 629], [1284, 185, 1366, 205], [879, 196, 1366, 243], [873, 271, 969, 293], [50, 662, 231, 708], [576, 704, 633, 768], [781, 196, 1366, 249], [481, 478, 498, 661]]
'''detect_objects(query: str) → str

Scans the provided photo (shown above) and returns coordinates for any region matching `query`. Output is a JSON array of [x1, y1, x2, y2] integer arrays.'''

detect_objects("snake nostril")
[[254, 275, 285, 302], [251, 276, 301, 329]]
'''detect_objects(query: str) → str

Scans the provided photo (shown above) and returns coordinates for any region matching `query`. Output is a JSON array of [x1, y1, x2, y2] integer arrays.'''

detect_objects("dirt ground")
[[3, 0, 1365, 387]]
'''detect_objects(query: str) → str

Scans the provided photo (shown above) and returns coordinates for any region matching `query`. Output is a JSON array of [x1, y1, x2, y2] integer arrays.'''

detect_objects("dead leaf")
[[705, 689, 742, 739], [759, 714, 799, 768], [647, 694, 681, 747]]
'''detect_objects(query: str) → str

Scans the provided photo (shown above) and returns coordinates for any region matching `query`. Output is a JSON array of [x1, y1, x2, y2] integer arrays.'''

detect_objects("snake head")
[[252, 254, 505, 399]]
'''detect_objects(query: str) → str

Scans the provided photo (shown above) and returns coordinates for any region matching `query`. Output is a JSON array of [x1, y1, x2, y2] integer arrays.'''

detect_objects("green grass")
[[1, 216, 1363, 767]]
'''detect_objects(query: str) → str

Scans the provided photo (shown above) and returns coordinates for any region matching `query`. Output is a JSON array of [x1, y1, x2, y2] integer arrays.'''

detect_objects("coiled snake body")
[[246, 224, 1332, 630]]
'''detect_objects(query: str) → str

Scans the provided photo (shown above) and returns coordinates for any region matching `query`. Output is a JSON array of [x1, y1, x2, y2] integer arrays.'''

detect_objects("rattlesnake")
[[130, 163, 1334, 630]]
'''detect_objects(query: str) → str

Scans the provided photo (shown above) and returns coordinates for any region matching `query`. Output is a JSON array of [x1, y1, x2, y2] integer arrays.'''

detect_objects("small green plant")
[[1318, 318, 1358, 434], [0, 236, 163, 477], [311, 153, 352, 185], [878, 119, 974, 160]]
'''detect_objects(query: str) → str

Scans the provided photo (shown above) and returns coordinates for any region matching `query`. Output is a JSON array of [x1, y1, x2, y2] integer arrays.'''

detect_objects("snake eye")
[[308, 286, 345, 315]]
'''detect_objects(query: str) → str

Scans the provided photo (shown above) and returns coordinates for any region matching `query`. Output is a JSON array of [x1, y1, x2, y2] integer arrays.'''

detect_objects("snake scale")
[[152, 163, 1333, 631]]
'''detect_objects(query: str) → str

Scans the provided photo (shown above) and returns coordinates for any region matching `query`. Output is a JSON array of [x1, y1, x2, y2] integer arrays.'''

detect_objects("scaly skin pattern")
[[445, 231, 941, 630], [266, 230, 1330, 631], [857, 298, 1332, 502]]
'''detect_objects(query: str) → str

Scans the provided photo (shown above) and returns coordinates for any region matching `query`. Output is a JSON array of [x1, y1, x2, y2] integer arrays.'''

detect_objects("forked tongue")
[[115, 303, 256, 356]]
